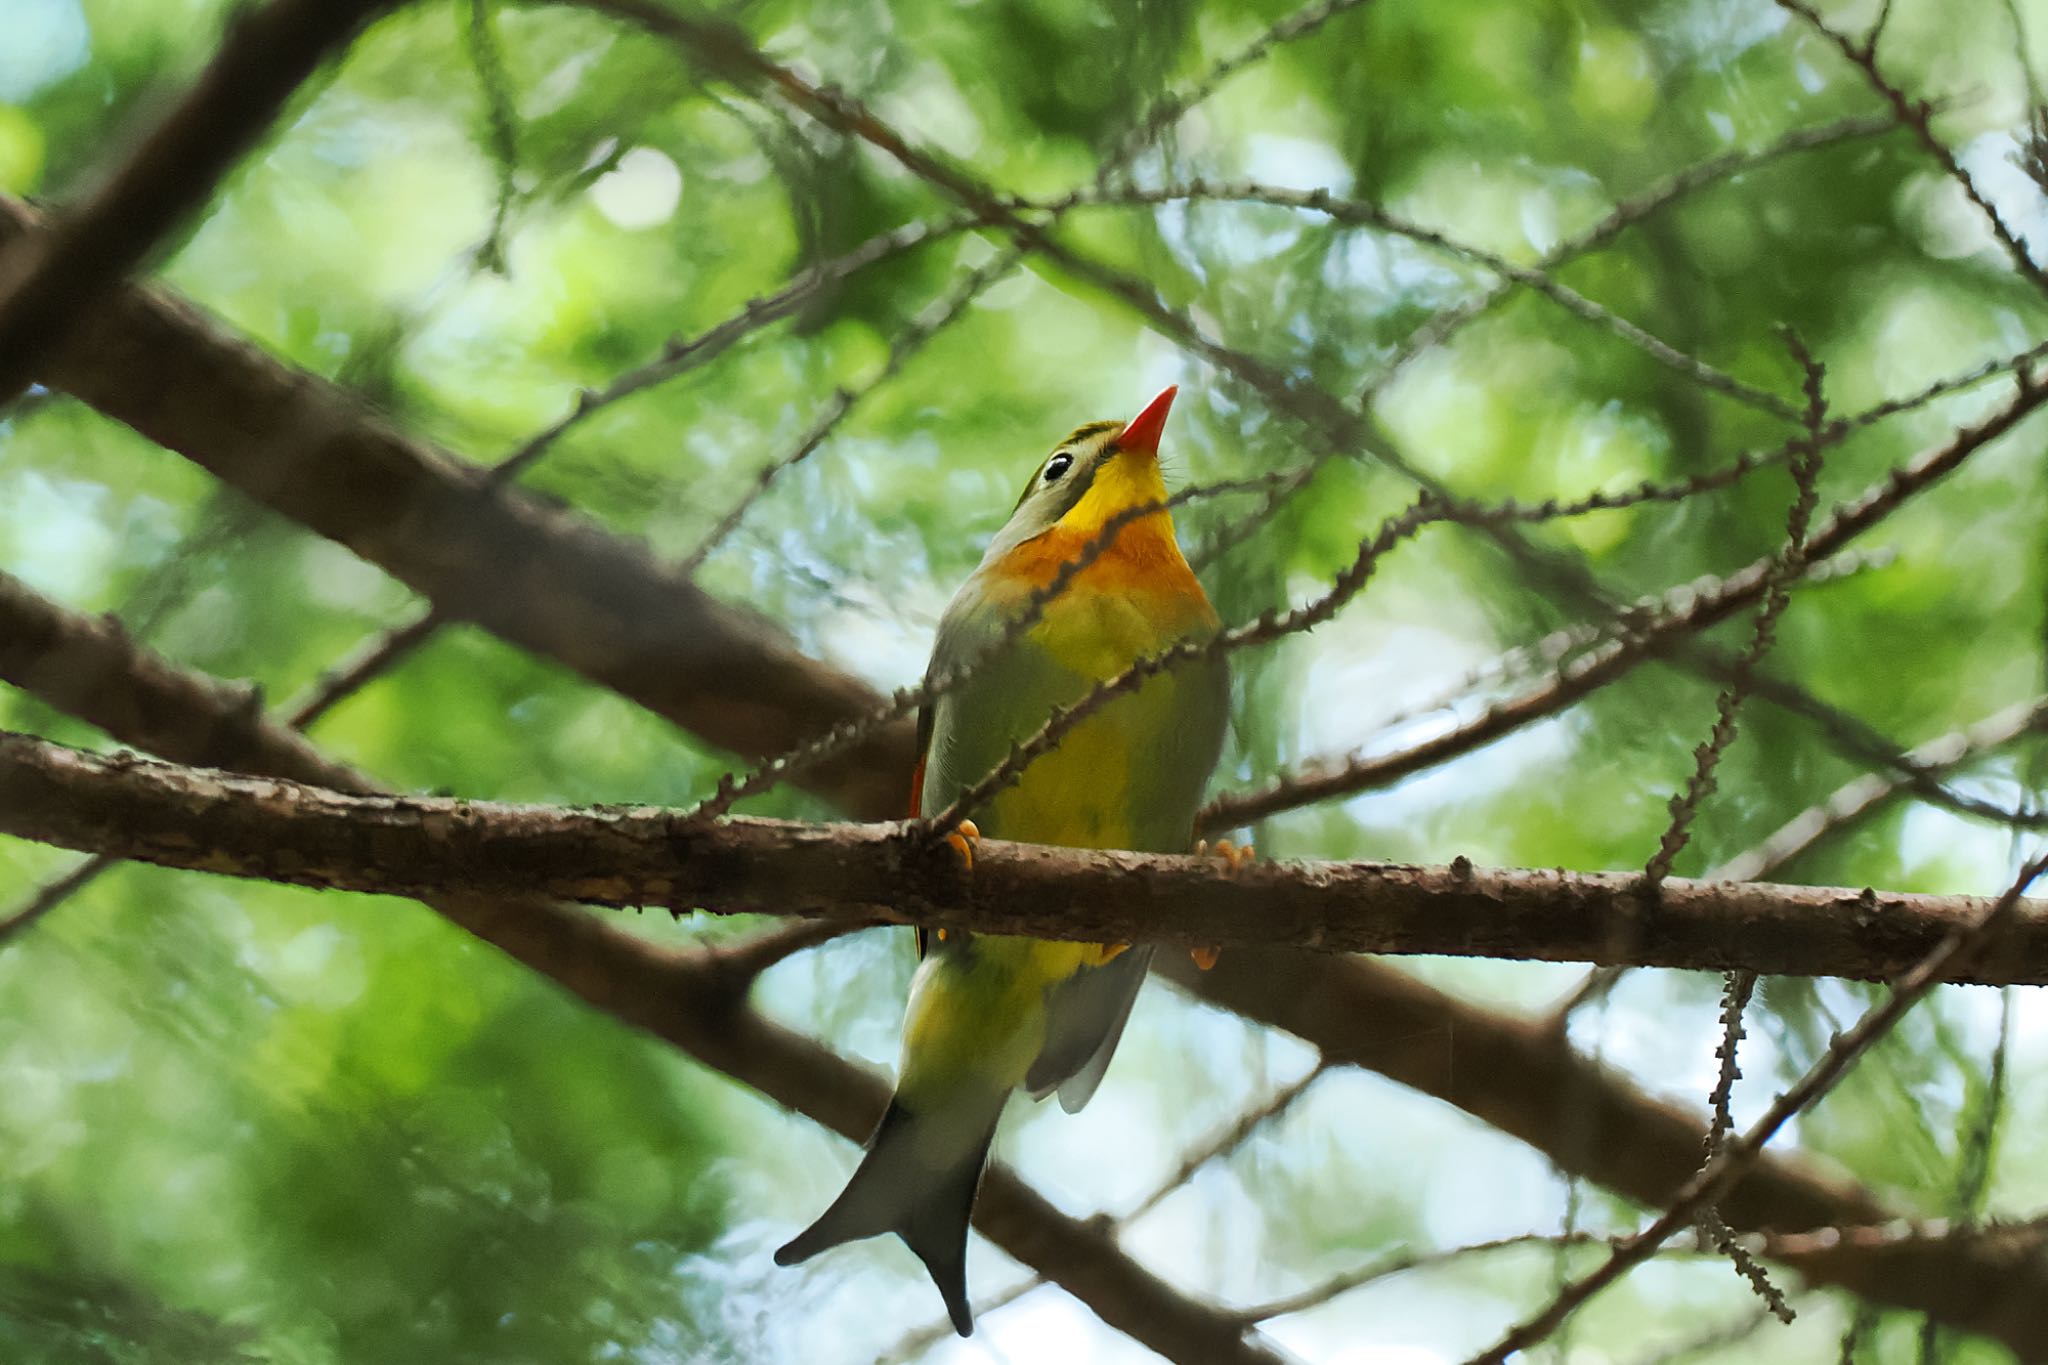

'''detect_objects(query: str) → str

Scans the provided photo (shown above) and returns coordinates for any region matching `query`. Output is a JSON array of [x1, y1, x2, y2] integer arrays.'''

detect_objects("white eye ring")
[[1043, 452, 1074, 482]]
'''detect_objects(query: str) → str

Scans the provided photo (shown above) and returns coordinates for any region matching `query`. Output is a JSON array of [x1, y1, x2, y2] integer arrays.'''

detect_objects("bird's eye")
[[1043, 452, 1074, 483]]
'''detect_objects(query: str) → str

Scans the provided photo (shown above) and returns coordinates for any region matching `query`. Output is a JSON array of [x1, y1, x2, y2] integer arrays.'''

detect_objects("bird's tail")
[[774, 1091, 1006, 1336]]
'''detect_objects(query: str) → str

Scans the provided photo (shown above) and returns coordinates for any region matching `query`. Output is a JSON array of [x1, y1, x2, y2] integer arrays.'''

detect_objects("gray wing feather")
[[1024, 947, 1154, 1114]]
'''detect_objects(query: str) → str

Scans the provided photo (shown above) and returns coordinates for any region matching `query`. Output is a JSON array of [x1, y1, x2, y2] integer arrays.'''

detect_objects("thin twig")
[[1202, 359, 2048, 834], [0, 855, 113, 948], [1016, 180, 1801, 423], [1778, 0, 2048, 296], [676, 244, 1024, 576], [1098, 0, 1382, 175], [488, 208, 986, 484], [464, 0, 521, 273], [1232, 1231, 1699, 1325], [1711, 695, 2048, 884], [1645, 337, 1828, 885], [1460, 849, 2048, 1364]]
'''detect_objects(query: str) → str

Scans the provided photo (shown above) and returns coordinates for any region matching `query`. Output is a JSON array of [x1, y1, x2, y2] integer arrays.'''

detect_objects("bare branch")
[[1777, 0, 2048, 296], [1099, 0, 1382, 174], [0, 855, 110, 948], [1017, 180, 1801, 423], [0, 193, 919, 822], [676, 244, 1021, 576], [1234, 1232, 1621, 1325], [281, 607, 445, 730], [1200, 364, 2048, 832], [21, 730, 2048, 985], [0, 0, 398, 399], [488, 207, 985, 487], [1461, 850, 2048, 1363], [1712, 695, 2048, 884], [1645, 338, 1828, 886]]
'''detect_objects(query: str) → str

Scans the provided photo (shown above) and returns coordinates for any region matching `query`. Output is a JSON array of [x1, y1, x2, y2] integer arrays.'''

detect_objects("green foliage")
[[9, 0, 2048, 1358]]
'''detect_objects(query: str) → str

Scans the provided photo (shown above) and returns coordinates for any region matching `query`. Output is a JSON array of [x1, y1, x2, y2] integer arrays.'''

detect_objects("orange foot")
[[1190, 838, 1257, 970], [934, 820, 980, 944], [944, 818, 981, 871]]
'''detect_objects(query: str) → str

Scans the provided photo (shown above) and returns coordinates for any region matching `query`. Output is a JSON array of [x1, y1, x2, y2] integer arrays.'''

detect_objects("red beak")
[[1117, 385, 1177, 457]]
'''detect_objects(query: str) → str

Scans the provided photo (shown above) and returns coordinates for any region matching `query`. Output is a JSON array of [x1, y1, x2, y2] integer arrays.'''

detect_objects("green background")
[[4, 0, 2048, 1359]]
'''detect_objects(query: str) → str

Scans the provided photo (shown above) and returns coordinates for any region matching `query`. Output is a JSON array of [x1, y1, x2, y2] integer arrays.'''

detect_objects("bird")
[[774, 386, 1230, 1335]]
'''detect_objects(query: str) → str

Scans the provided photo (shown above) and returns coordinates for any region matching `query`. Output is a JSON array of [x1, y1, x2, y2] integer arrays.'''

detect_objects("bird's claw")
[[944, 819, 981, 872], [1189, 838, 1256, 970], [932, 820, 981, 944], [1195, 837, 1255, 872]]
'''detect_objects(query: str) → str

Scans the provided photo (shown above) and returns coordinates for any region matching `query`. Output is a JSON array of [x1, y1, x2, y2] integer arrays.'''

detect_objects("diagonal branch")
[[5, 573, 2045, 1350], [0, 0, 400, 399], [1461, 851, 2048, 1363], [1200, 362, 2048, 832], [1777, 0, 2048, 298], [0, 576, 1275, 1365], [0, 193, 916, 823]]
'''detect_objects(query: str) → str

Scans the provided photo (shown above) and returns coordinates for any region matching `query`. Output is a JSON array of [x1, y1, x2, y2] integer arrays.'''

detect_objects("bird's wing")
[[1024, 945, 1154, 1113], [911, 695, 937, 960]]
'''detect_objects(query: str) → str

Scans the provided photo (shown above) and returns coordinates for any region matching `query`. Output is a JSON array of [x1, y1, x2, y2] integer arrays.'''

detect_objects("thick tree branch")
[[0, 579, 1270, 1364], [5, 576, 2045, 1351], [11, 729, 2048, 986], [1161, 952, 2048, 1359], [0, 0, 399, 399], [0, 195, 914, 822]]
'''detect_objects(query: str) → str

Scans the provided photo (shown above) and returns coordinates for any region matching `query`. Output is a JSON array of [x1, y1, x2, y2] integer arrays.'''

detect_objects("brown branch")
[[1160, 951, 2048, 1358], [0, 194, 915, 823], [1777, 0, 2048, 298], [0, 854, 108, 948], [0, 578, 1272, 1365], [17, 730, 2048, 985], [1644, 341, 1827, 887], [7, 576, 2047, 1350], [0, 0, 398, 399], [1200, 363, 2048, 832], [546, 0, 2048, 874], [1656, 343, 1829, 1325], [1461, 851, 2048, 1363]]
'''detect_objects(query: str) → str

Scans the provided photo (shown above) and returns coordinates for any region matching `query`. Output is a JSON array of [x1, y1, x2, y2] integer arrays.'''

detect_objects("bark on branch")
[[8, 728, 2048, 985], [0, 0, 397, 397], [7, 572, 2048, 1352], [0, 192, 913, 822], [0, 584, 1271, 1364]]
